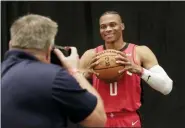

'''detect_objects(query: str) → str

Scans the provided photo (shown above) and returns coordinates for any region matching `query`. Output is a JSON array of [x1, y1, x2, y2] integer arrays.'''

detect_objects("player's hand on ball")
[[54, 47, 79, 69], [88, 56, 100, 76], [115, 51, 142, 74]]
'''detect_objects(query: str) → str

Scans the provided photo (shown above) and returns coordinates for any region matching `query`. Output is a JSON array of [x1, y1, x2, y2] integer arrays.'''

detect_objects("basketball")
[[93, 49, 125, 83]]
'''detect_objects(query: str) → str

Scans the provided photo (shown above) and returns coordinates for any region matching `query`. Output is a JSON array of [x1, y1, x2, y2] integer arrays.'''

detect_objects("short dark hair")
[[100, 11, 123, 22], [101, 11, 120, 16]]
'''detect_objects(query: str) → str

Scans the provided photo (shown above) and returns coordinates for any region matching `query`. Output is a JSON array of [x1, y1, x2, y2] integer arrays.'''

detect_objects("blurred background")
[[2, 1, 185, 128]]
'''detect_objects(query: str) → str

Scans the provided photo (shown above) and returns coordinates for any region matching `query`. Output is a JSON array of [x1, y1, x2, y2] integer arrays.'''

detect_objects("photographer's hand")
[[53, 47, 79, 70]]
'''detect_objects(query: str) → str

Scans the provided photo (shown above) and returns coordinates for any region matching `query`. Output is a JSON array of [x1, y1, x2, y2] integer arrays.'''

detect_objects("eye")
[[100, 25, 106, 29], [110, 22, 116, 27]]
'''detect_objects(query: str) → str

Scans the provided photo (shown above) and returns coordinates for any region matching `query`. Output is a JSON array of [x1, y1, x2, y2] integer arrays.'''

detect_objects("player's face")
[[99, 14, 124, 43]]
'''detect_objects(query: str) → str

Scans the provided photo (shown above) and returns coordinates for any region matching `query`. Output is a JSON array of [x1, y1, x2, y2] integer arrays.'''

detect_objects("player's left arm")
[[137, 45, 173, 95]]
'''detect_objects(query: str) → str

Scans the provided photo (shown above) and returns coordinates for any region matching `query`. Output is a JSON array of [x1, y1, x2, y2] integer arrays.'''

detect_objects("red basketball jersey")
[[93, 43, 142, 113]]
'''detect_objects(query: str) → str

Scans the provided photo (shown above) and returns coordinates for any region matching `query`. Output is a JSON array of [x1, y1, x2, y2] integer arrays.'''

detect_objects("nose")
[[105, 26, 112, 32]]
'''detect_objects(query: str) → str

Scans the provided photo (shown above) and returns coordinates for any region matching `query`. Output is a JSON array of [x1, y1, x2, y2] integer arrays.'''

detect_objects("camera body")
[[50, 45, 71, 66]]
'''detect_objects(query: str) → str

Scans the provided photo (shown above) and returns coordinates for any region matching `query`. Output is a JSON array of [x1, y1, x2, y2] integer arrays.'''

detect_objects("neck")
[[105, 37, 126, 50], [25, 49, 49, 63], [10, 47, 49, 63]]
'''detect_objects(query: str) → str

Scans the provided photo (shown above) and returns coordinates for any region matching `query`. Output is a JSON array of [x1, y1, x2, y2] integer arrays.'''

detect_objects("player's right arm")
[[79, 49, 97, 79]]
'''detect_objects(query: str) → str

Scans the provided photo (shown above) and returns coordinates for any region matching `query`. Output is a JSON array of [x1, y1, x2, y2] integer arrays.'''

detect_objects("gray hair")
[[10, 14, 58, 51]]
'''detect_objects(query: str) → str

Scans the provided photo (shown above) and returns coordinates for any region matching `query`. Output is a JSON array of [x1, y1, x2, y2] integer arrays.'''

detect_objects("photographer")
[[1, 14, 106, 128]]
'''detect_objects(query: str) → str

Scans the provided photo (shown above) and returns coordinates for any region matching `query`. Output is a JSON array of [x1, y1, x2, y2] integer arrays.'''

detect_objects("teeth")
[[106, 34, 113, 37]]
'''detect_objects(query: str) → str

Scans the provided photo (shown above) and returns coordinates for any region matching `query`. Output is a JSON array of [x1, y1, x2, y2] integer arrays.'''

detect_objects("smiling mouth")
[[105, 34, 114, 37]]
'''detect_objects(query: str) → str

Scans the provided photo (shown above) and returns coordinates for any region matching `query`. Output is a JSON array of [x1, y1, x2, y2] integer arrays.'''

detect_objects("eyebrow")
[[100, 21, 117, 25]]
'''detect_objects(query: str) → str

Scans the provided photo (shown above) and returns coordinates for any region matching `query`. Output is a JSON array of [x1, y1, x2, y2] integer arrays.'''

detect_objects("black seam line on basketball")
[[97, 54, 118, 57], [94, 65, 123, 70], [97, 55, 117, 58]]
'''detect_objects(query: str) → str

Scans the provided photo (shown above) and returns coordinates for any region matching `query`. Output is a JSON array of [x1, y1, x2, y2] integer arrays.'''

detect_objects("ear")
[[9, 40, 12, 49], [46, 45, 52, 63], [121, 23, 125, 30]]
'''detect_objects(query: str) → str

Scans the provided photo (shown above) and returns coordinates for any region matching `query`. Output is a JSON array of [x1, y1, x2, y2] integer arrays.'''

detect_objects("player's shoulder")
[[134, 44, 155, 60], [86, 48, 96, 53], [135, 45, 152, 53], [83, 45, 104, 54], [82, 48, 96, 57]]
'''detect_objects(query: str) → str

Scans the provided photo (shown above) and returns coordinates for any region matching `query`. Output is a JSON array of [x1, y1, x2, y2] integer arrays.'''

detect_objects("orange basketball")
[[93, 49, 125, 83]]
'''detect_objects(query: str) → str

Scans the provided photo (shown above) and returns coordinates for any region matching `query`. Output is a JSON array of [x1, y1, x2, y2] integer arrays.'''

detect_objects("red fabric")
[[93, 43, 142, 112], [105, 111, 141, 127]]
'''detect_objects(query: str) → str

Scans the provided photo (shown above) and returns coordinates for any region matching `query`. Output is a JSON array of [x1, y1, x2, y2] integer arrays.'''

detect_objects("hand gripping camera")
[[50, 45, 71, 66]]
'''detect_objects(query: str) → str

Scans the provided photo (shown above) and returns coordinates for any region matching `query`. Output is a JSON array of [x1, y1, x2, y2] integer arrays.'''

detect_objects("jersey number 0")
[[110, 82, 118, 96]]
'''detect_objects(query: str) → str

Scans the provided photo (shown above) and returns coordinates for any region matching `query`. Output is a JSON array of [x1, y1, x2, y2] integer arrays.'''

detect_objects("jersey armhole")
[[95, 45, 103, 53]]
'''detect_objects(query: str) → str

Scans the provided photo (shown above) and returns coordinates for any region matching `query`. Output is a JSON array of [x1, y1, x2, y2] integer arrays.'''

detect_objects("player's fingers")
[[115, 56, 128, 62], [91, 56, 99, 63], [116, 60, 131, 66], [89, 61, 99, 69], [115, 54, 129, 62], [89, 56, 99, 68], [118, 66, 131, 74], [118, 69, 126, 74], [115, 51, 127, 57], [91, 69, 100, 76]]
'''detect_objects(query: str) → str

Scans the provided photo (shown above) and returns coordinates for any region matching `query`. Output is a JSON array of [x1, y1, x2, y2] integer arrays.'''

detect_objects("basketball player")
[[79, 11, 173, 127]]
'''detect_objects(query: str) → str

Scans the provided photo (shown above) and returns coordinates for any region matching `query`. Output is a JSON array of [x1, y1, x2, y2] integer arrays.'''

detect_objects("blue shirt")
[[1, 50, 97, 128]]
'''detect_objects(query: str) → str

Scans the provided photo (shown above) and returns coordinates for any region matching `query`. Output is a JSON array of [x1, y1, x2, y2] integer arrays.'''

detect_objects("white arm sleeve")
[[141, 65, 173, 95]]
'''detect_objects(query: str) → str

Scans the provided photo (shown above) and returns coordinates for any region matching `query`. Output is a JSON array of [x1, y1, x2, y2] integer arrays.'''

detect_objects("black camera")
[[51, 45, 71, 66]]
